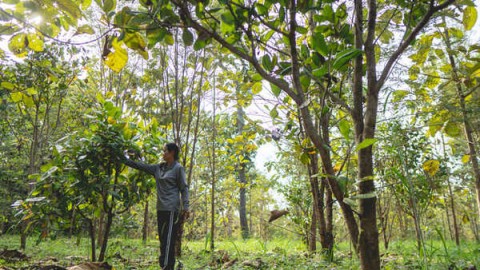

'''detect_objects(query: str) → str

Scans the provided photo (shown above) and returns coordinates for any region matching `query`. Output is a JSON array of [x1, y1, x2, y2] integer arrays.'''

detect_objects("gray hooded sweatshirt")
[[124, 159, 189, 212]]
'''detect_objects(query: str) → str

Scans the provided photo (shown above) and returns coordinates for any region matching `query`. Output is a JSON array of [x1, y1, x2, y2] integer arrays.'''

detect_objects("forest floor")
[[0, 235, 479, 269]]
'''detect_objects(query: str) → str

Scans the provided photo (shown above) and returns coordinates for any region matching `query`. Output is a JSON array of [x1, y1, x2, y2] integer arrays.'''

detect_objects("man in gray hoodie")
[[123, 142, 189, 270]]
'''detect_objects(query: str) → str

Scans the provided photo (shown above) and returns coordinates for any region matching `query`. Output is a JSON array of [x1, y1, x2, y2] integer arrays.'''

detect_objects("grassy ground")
[[0, 234, 479, 269]]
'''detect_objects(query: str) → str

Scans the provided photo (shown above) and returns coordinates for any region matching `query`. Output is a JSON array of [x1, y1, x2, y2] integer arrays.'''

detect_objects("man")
[[123, 143, 189, 270]]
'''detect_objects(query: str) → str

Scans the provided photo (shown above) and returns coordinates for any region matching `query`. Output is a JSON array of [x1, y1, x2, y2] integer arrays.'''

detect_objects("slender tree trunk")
[[445, 174, 460, 245], [69, 207, 76, 239], [88, 218, 96, 262], [442, 18, 480, 220], [97, 210, 105, 247], [444, 190, 454, 241], [142, 200, 149, 244], [98, 208, 113, 262], [307, 154, 319, 252], [309, 206, 317, 252], [210, 75, 217, 251], [239, 167, 249, 239], [236, 90, 249, 239], [352, 0, 380, 267]]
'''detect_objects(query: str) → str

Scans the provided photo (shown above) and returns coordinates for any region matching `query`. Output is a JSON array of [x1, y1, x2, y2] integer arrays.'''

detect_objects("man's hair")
[[165, 142, 180, 161]]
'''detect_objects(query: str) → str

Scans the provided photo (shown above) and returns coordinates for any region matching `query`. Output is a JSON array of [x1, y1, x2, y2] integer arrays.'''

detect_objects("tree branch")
[[171, 0, 299, 102], [376, 0, 455, 93]]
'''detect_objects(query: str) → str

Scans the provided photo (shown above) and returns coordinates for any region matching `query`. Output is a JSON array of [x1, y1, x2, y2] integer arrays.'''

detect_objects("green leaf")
[[333, 48, 362, 70], [323, 4, 334, 22], [379, 29, 393, 43], [392, 90, 409, 102], [423, 159, 440, 177], [463, 6, 477, 31], [10, 92, 23, 102], [338, 119, 350, 140], [221, 11, 235, 25], [300, 74, 311, 90], [193, 39, 206, 51], [182, 29, 194, 46], [8, 33, 27, 56], [164, 32, 174, 45], [255, 3, 268, 16], [310, 31, 328, 56], [104, 38, 128, 72], [312, 66, 328, 78], [262, 55, 273, 72], [270, 83, 281, 97], [124, 32, 146, 51], [252, 82, 262, 94], [147, 27, 167, 49], [355, 138, 377, 151], [103, 0, 116, 13], [114, 7, 133, 27], [296, 26, 308, 34], [300, 152, 310, 164], [27, 33, 44, 52], [270, 107, 278, 118], [444, 121, 461, 137], [1, 82, 15, 90], [251, 73, 263, 81], [57, 0, 82, 19], [74, 25, 95, 35]]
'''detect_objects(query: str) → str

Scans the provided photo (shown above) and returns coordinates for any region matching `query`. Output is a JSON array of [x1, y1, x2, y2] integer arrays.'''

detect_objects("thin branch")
[[171, 0, 298, 102], [376, 0, 456, 93]]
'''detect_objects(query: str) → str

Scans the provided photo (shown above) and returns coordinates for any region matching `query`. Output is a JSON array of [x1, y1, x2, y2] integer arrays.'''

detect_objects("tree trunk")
[[88, 219, 96, 262], [236, 95, 249, 239], [210, 76, 217, 251], [20, 222, 27, 250], [352, 0, 380, 267], [442, 18, 480, 221], [97, 210, 105, 248], [239, 167, 249, 239], [447, 177, 460, 245], [307, 154, 319, 252], [142, 200, 149, 244], [309, 205, 317, 252], [98, 208, 113, 262], [444, 190, 454, 241]]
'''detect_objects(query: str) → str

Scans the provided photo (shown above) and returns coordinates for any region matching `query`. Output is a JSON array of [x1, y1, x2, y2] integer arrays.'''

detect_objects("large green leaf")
[[355, 138, 378, 151], [463, 6, 477, 31], [333, 48, 362, 70], [1, 81, 15, 90], [182, 29, 194, 46], [262, 55, 273, 72], [338, 119, 351, 140], [104, 38, 128, 72], [146, 26, 167, 49], [74, 25, 95, 35], [103, 0, 116, 13], [8, 33, 27, 56], [255, 3, 268, 16], [444, 121, 461, 137], [27, 33, 44, 52], [252, 82, 262, 94], [57, 0, 82, 20], [310, 31, 328, 56], [221, 11, 235, 25], [270, 83, 281, 97]]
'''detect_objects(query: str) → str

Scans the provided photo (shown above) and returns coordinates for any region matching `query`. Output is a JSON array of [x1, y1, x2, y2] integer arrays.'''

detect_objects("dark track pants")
[[157, 211, 180, 270]]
